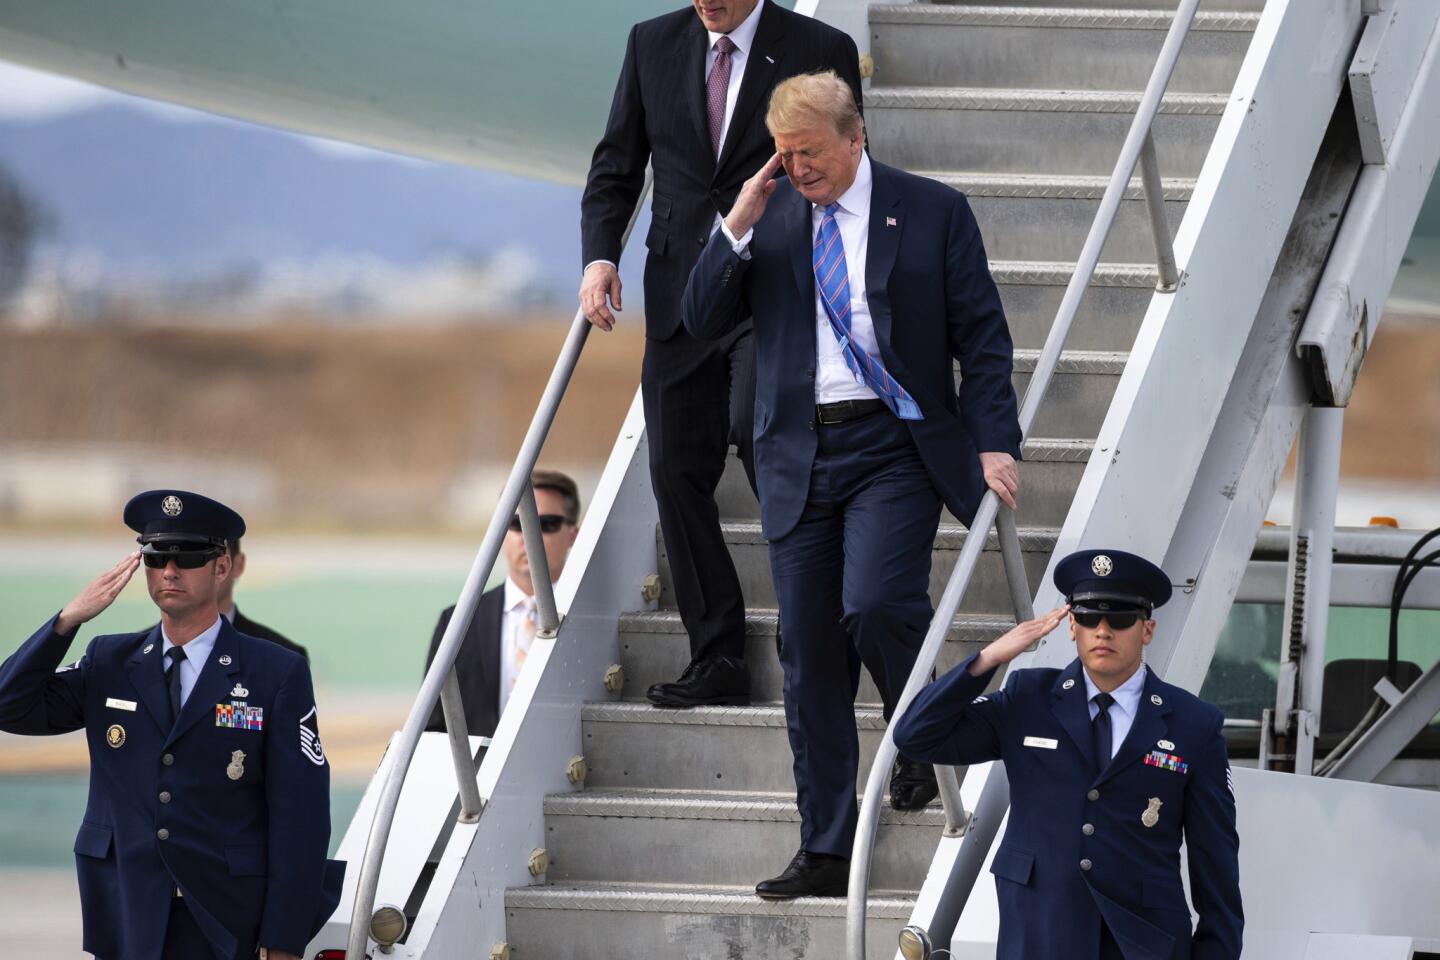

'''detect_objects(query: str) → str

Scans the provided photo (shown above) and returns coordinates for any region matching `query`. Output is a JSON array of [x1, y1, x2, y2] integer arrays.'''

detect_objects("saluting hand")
[[579, 261, 623, 332], [980, 451, 1020, 511], [55, 552, 141, 636], [968, 605, 1070, 677], [724, 152, 785, 240]]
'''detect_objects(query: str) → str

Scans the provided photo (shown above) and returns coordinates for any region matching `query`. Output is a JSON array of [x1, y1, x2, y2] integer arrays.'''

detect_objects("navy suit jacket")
[[895, 656, 1243, 960], [0, 615, 344, 960], [681, 160, 1021, 539]]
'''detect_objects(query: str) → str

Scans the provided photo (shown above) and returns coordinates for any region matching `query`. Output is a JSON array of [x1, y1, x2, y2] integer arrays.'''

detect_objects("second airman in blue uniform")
[[895, 549, 1242, 959]]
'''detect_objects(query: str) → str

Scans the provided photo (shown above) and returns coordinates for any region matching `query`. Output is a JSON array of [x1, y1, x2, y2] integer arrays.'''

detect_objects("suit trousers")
[[768, 410, 942, 856], [642, 321, 757, 663], [161, 895, 256, 960]]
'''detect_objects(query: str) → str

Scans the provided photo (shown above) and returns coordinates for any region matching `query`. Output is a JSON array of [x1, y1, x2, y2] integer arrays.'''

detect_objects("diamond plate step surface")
[[992, 260, 1158, 351], [870, 6, 1257, 93]]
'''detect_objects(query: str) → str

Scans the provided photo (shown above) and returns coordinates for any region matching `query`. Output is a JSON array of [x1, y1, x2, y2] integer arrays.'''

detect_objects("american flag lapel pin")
[[886, 216, 897, 227]]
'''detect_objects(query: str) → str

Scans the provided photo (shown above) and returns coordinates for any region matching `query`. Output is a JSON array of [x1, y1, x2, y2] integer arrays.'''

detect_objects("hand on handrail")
[[967, 605, 1070, 677], [979, 451, 1020, 510], [579, 261, 623, 331]]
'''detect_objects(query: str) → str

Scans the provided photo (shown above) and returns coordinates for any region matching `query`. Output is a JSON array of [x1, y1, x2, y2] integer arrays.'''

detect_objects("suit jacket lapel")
[[786, 186, 815, 309], [680, 19, 714, 165], [1097, 667, 1172, 787], [865, 162, 902, 353], [125, 625, 171, 734], [166, 620, 242, 746], [480, 588, 503, 707], [716, 5, 784, 176], [1050, 659, 1096, 772]]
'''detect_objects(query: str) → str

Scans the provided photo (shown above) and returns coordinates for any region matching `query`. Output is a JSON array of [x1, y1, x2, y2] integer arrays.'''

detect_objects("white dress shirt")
[[161, 616, 223, 709], [724, 152, 883, 404], [498, 577, 540, 716], [585, 0, 766, 275], [1083, 662, 1148, 760]]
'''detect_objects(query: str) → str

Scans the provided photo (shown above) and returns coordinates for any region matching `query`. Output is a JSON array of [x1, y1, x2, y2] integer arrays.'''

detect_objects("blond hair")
[[766, 70, 862, 138]]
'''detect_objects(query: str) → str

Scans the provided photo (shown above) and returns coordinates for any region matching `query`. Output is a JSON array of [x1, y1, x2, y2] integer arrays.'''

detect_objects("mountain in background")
[[0, 103, 648, 318]]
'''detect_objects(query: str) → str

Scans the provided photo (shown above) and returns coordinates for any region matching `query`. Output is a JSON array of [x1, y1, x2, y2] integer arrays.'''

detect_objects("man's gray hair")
[[766, 70, 862, 138]]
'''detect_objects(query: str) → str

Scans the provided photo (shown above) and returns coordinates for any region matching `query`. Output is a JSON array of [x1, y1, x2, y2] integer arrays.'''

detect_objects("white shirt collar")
[[708, 0, 764, 57], [160, 615, 224, 668], [1083, 661, 1148, 718], [504, 577, 534, 613], [815, 151, 872, 220]]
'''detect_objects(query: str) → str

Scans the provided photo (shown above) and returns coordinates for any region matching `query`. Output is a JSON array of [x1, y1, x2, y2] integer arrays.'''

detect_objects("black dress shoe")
[[890, 757, 939, 810], [755, 850, 850, 900], [646, 655, 750, 708]]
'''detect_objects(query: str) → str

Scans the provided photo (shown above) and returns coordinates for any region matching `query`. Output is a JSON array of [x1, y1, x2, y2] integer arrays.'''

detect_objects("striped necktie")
[[812, 203, 922, 420]]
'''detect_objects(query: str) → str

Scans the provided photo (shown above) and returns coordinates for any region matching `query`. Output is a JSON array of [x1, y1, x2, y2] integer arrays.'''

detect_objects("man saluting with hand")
[[0, 490, 343, 960], [895, 549, 1243, 959]]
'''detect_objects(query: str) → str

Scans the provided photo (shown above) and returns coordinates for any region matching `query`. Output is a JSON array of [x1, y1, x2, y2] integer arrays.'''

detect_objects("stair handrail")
[[344, 173, 653, 959], [844, 0, 1200, 955]]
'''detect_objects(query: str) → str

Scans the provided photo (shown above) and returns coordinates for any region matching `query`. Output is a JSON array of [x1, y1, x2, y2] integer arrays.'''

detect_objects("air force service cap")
[[1053, 548, 1172, 615], [123, 489, 245, 557]]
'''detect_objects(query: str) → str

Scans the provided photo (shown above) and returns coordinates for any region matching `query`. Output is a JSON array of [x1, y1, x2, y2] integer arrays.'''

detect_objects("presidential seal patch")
[[299, 706, 325, 766], [106, 724, 126, 748]]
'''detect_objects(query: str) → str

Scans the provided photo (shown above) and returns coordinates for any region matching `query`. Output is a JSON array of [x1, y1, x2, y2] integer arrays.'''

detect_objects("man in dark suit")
[[895, 550, 1243, 959], [0, 490, 342, 960], [682, 71, 1022, 897], [219, 538, 309, 660], [580, 0, 862, 708], [423, 470, 580, 737]]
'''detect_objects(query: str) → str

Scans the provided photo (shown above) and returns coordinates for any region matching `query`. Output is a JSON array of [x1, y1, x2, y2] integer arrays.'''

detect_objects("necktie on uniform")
[[812, 204, 923, 420], [1091, 691, 1115, 774], [165, 646, 187, 727], [707, 36, 737, 157], [510, 596, 538, 692]]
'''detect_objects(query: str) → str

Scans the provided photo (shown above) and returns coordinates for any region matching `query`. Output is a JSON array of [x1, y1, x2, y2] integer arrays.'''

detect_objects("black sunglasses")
[[142, 551, 219, 570], [1072, 610, 1146, 631], [508, 514, 569, 535]]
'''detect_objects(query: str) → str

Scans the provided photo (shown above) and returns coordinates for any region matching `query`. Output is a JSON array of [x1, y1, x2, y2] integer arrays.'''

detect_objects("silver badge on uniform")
[[162, 495, 184, 517], [230, 683, 249, 698], [1157, 739, 1175, 751], [227, 750, 246, 780], [1062, 678, 1075, 690], [218, 655, 232, 666], [143, 644, 154, 655], [1091, 554, 1114, 577], [1150, 694, 1163, 706], [1142, 797, 1163, 828]]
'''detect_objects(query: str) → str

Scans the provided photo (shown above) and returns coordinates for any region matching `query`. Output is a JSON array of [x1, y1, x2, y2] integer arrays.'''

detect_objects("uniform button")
[[1082, 823, 1095, 836], [807, 369, 815, 380], [159, 791, 172, 804], [1087, 789, 1099, 801], [162, 753, 175, 766], [157, 828, 170, 841], [697, 235, 707, 247], [807, 420, 815, 431], [1079, 858, 1092, 872]]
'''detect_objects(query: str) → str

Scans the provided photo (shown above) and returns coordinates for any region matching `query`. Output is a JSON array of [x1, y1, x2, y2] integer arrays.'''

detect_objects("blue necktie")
[[166, 646, 187, 727], [1091, 691, 1115, 775], [812, 203, 922, 421]]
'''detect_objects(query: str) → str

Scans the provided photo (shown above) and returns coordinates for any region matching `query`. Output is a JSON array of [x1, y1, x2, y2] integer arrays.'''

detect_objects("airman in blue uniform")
[[0, 490, 343, 960], [895, 549, 1242, 959]]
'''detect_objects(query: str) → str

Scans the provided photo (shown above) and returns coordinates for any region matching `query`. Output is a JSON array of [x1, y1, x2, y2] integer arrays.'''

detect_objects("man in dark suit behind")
[[579, 0, 862, 708], [423, 471, 580, 737], [683, 71, 1022, 897], [219, 538, 309, 660]]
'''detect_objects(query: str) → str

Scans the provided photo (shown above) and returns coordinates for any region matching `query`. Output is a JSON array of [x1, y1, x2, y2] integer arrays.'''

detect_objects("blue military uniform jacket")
[[0, 614, 344, 960], [894, 655, 1242, 960]]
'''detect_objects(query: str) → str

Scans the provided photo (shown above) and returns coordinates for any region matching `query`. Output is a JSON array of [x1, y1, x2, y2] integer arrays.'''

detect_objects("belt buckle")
[[816, 403, 842, 425]]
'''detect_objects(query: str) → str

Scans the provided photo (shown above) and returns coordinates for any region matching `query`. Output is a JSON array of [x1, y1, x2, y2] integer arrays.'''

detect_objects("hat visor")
[[139, 537, 223, 556], [1069, 591, 1152, 615]]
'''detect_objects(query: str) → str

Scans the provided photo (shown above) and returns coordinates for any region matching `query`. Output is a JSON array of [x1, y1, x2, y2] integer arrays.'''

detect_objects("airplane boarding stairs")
[[318, 1, 1440, 958]]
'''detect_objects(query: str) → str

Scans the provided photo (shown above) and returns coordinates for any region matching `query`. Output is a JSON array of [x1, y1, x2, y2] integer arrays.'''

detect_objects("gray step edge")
[[868, 5, 1261, 31], [1012, 348, 1129, 374], [867, 86, 1229, 114], [543, 789, 944, 826], [619, 608, 1016, 637], [505, 881, 916, 917], [928, 170, 1195, 202], [582, 701, 886, 729], [989, 260, 1158, 287], [715, 520, 1061, 552]]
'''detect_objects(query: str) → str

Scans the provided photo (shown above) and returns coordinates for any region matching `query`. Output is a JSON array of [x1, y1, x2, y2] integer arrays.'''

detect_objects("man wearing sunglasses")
[[894, 549, 1242, 960], [423, 470, 581, 738], [0, 489, 343, 960]]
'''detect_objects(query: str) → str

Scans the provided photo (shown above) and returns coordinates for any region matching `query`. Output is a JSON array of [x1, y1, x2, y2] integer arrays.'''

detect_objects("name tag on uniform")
[[105, 698, 138, 712], [1023, 736, 1058, 750]]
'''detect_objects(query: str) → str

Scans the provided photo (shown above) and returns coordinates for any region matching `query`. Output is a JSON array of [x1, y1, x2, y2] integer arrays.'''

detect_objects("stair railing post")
[[439, 666, 484, 823], [517, 481, 562, 637], [1139, 131, 1181, 293]]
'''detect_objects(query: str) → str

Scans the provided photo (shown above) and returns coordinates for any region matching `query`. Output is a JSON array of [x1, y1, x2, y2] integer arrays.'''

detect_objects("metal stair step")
[[869, 5, 1256, 93], [865, 86, 1227, 176], [992, 259, 1157, 351], [715, 437, 1093, 528], [617, 608, 1013, 704], [657, 520, 1058, 619], [926, 0, 1268, 9], [504, 881, 916, 960], [581, 701, 888, 793], [541, 788, 943, 890], [935, 171, 1193, 264], [1007, 347, 1127, 437]]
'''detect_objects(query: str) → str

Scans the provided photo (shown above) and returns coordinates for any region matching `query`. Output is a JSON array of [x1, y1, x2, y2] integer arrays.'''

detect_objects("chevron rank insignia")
[[216, 701, 264, 730], [299, 705, 326, 766]]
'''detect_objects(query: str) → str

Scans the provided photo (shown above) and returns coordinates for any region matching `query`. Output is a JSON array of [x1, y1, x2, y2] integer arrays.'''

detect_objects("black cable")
[[1388, 528, 1440, 683]]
